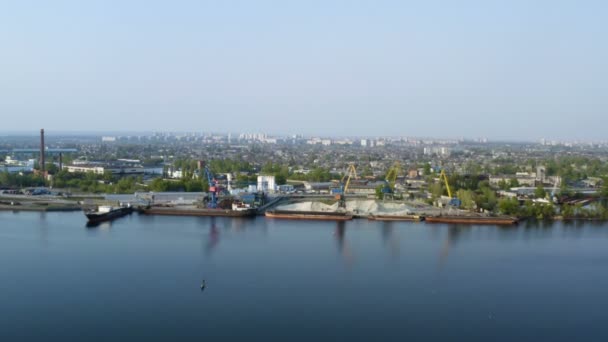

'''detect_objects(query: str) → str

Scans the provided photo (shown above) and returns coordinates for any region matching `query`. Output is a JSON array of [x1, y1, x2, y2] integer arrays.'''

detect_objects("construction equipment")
[[202, 163, 220, 209], [381, 162, 402, 199], [439, 169, 461, 207], [338, 164, 357, 208]]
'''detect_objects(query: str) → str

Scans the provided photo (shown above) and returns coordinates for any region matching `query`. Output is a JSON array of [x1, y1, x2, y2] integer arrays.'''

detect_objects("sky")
[[1, 0, 607, 140]]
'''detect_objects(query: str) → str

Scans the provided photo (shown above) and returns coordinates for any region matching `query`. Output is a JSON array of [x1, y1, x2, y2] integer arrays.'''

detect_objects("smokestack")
[[40, 129, 45, 173]]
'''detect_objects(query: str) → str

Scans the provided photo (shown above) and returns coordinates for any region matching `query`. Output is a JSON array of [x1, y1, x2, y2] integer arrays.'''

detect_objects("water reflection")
[[85, 220, 113, 232], [439, 225, 470, 268], [205, 217, 220, 256], [334, 221, 354, 265], [37, 211, 49, 247], [380, 222, 400, 258]]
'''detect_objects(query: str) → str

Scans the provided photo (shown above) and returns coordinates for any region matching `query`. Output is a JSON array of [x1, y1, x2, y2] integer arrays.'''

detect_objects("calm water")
[[1, 211, 608, 341]]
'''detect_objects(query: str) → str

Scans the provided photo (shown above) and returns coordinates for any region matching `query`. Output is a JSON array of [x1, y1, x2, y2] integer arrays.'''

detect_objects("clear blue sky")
[[1, 0, 606, 140]]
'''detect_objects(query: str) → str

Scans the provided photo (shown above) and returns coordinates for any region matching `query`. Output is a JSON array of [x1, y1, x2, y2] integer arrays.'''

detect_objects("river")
[[1, 211, 607, 341]]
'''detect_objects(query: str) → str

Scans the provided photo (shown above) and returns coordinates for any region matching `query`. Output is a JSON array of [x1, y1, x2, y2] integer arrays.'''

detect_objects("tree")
[[429, 182, 443, 200], [45, 163, 59, 174], [375, 184, 384, 199], [540, 203, 555, 219], [456, 189, 475, 210], [275, 173, 287, 185], [497, 179, 509, 191], [184, 179, 203, 192], [423, 164, 431, 176], [601, 177, 608, 199], [150, 178, 169, 192], [561, 204, 575, 219], [497, 197, 519, 215], [535, 184, 546, 199], [116, 177, 135, 193], [476, 188, 497, 211]]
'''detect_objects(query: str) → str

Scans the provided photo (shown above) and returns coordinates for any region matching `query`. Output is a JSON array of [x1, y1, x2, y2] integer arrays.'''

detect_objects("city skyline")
[[1, 1, 607, 140]]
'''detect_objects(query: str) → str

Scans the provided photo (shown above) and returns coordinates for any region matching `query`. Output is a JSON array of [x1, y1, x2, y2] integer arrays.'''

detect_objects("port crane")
[[338, 164, 357, 208], [439, 169, 461, 207], [203, 164, 220, 209], [382, 162, 402, 199]]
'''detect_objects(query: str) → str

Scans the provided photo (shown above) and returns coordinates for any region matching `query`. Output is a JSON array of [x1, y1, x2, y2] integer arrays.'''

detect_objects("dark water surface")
[[1, 211, 608, 341]]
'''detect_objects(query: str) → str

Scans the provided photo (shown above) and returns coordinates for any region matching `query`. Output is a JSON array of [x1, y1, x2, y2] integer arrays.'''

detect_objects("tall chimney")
[[40, 129, 45, 173]]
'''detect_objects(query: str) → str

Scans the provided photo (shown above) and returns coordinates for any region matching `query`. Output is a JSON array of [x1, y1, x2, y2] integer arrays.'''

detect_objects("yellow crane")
[[439, 169, 453, 198], [439, 169, 460, 206], [338, 164, 357, 208], [385, 162, 402, 193], [379, 162, 402, 200], [341, 164, 357, 194]]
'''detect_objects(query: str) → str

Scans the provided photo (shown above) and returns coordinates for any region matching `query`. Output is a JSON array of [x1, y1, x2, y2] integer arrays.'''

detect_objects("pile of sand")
[[277, 199, 425, 216], [278, 201, 337, 212]]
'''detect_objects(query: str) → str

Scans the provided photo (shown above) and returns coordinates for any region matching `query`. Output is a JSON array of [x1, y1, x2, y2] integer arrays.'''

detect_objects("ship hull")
[[85, 207, 133, 223], [425, 215, 518, 225], [368, 214, 423, 222], [142, 207, 257, 217], [265, 210, 353, 221]]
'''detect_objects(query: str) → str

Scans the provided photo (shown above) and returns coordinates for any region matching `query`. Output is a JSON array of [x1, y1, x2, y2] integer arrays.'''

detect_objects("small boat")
[[85, 205, 134, 223]]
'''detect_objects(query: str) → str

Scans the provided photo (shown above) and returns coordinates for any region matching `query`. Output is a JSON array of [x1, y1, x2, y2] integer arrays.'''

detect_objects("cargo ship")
[[265, 210, 353, 221], [368, 214, 424, 222], [425, 215, 518, 225], [85, 205, 134, 223]]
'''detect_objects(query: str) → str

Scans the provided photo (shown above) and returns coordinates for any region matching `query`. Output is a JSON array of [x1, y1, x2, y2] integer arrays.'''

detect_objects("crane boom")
[[203, 164, 219, 208], [338, 164, 357, 208], [440, 169, 452, 198], [342, 164, 357, 194], [385, 162, 402, 193]]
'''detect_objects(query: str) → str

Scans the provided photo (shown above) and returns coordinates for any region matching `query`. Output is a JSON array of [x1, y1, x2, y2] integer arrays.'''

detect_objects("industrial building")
[[0, 157, 36, 173], [65, 160, 145, 175], [257, 175, 276, 193]]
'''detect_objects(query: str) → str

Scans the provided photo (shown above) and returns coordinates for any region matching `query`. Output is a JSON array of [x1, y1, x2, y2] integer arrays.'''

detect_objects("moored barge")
[[425, 215, 518, 225], [265, 210, 353, 221], [368, 214, 424, 222], [142, 206, 257, 217]]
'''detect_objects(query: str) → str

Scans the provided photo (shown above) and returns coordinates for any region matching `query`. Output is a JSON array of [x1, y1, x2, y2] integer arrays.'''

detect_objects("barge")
[[368, 214, 424, 222], [142, 203, 257, 217], [142, 206, 257, 217], [265, 210, 353, 221], [425, 215, 518, 225]]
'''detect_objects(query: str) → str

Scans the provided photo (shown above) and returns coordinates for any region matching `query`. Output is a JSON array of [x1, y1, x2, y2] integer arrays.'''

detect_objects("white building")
[[536, 166, 546, 183], [168, 169, 183, 179], [257, 175, 276, 193], [65, 164, 144, 175], [65, 165, 106, 174], [423, 146, 450, 156], [0, 158, 35, 173]]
